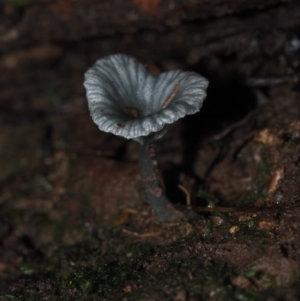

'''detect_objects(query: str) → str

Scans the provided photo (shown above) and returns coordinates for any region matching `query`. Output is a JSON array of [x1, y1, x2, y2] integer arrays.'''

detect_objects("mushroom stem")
[[139, 137, 177, 221]]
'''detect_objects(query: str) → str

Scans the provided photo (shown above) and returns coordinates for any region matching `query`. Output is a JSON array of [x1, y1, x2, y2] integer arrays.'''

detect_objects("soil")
[[0, 1, 300, 300]]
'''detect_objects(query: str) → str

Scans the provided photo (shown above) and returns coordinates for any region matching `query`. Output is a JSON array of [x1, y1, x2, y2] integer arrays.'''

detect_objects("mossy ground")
[[0, 36, 300, 301]]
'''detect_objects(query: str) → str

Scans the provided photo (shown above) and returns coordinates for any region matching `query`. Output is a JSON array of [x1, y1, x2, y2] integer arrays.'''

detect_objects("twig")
[[178, 184, 191, 208]]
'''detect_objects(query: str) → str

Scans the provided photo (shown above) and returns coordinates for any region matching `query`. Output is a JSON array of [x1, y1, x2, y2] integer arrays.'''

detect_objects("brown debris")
[[268, 167, 285, 193], [178, 184, 191, 208], [231, 275, 251, 290], [152, 187, 163, 197], [163, 82, 180, 108], [229, 225, 240, 234], [174, 290, 188, 301], [210, 215, 225, 226], [123, 283, 138, 293], [254, 128, 281, 146], [238, 215, 253, 222], [251, 256, 298, 288], [0, 45, 63, 69], [133, 0, 161, 15], [258, 220, 276, 230], [124, 106, 139, 118]]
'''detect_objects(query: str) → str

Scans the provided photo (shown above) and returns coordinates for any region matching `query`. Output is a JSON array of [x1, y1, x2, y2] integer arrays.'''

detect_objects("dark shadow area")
[[180, 78, 258, 172], [162, 163, 188, 205]]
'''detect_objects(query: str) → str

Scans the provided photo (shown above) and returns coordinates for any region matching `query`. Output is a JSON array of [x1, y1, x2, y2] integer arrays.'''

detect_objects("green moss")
[[236, 228, 271, 243], [214, 218, 271, 244], [3, 232, 264, 301], [116, 257, 262, 301], [247, 219, 256, 228], [234, 151, 270, 207], [197, 189, 217, 206], [236, 191, 260, 206], [20, 262, 53, 276], [5, 295, 19, 300], [201, 220, 214, 240], [53, 241, 154, 298]]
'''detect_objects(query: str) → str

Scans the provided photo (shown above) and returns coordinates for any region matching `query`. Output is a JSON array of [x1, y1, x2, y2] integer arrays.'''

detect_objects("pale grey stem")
[[139, 136, 177, 221]]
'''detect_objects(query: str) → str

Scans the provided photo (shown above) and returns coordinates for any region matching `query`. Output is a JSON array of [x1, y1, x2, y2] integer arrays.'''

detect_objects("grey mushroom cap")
[[84, 54, 209, 141]]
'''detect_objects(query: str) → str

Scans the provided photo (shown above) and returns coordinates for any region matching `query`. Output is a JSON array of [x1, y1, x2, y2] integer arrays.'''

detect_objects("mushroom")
[[84, 54, 208, 221]]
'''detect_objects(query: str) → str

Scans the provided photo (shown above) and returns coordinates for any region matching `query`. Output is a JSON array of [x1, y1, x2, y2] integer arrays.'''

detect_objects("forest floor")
[[0, 1, 300, 300], [0, 72, 300, 300]]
